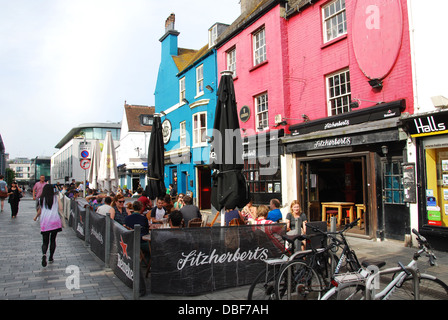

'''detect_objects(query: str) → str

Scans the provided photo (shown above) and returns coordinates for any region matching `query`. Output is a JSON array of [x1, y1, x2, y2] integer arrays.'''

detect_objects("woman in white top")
[[33, 184, 63, 267]]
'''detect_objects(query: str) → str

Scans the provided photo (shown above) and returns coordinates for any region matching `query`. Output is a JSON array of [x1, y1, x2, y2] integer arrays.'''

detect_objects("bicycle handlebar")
[[412, 228, 437, 266]]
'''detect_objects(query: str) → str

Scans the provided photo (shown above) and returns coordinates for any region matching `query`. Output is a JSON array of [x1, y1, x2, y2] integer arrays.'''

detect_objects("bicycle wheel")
[[275, 260, 323, 300], [323, 283, 366, 300], [388, 274, 448, 300], [248, 268, 277, 300]]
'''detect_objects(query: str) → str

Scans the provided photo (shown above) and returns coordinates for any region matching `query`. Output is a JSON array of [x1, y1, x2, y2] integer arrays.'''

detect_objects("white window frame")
[[322, 0, 347, 43], [209, 24, 218, 48], [196, 64, 204, 97], [193, 112, 207, 147], [179, 77, 186, 104], [326, 69, 351, 116], [227, 47, 237, 77], [253, 27, 266, 66], [179, 121, 187, 148], [255, 93, 269, 131]]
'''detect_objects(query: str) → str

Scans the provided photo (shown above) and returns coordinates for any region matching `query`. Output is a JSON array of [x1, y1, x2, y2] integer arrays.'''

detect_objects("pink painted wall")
[[285, 0, 414, 125], [216, 0, 414, 133], [217, 5, 289, 134]]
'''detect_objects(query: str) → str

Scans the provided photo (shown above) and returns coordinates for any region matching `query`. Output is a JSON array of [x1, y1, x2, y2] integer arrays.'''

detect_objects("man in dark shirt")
[[179, 195, 201, 227], [124, 201, 149, 238]]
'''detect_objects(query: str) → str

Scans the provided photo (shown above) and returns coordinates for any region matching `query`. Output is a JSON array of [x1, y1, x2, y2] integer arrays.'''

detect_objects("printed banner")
[[89, 208, 106, 262], [109, 221, 146, 295], [150, 224, 286, 295], [75, 205, 86, 241]]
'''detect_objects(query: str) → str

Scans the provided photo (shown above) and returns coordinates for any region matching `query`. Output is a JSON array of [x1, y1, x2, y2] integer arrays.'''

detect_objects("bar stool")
[[326, 210, 338, 225], [356, 204, 366, 229]]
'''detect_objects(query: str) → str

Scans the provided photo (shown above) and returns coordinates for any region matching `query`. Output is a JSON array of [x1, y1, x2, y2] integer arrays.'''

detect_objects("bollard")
[[133, 224, 141, 300], [105, 213, 111, 269], [294, 217, 301, 252], [330, 216, 337, 232]]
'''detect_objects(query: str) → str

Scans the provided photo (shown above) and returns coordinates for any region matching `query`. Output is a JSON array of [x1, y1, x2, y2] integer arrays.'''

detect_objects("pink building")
[[216, 0, 415, 241]]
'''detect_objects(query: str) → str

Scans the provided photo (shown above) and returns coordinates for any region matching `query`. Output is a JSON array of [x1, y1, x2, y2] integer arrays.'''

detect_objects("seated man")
[[179, 195, 201, 227], [169, 210, 183, 228], [267, 198, 282, 222], [124, 201, 150, 258]]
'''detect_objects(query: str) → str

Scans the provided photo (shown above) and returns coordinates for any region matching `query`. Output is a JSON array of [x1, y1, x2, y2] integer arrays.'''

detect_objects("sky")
[[0, 0, 241, 159]]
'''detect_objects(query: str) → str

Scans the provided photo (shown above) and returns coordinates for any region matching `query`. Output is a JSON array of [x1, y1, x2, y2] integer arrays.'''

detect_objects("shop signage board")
[[401, 109, 448, 138]]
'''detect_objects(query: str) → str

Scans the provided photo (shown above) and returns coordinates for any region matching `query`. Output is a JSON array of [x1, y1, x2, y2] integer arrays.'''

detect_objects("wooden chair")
[[188, 218, 203, 228], [229, 218, 245, 226]]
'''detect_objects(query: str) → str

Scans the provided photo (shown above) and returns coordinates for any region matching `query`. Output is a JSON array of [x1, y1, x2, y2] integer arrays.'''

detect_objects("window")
[[243, 158, 281, 205], [179, 77, 186, 103], [196, 65, 204, 96], [193, 112, 207, 147], [140, 114, 153, 126], [253, 27, 266, 66], [383, 161, 404, 204], [323, 0, 347, 43], [227, 47, 236, 77], [255, 93, 269, 130], [209, 24, 218, 48], [327, 69, 351, 116], [179, 121, 186, 148]]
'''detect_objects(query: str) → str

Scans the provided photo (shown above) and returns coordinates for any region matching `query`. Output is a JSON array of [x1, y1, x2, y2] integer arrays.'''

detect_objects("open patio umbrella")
[[145, 115, 166, 201], [97, 131, 119, 194], [88, 139, 101, 191], [210, 71, 250, 225]]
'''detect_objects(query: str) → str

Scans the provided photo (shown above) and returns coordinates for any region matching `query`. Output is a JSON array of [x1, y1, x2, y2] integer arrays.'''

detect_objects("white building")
[[51, 122, 121, 185], [116, 103, 154, 192], [8, 158, 31, 186]]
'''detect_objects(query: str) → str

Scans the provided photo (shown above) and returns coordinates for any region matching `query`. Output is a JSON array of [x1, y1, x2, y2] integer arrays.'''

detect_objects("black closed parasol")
[[145, 115, 166, 201], [210, 71, 250, 223]]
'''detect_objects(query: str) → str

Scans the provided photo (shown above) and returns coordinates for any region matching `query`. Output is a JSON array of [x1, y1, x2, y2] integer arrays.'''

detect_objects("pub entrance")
[[298, 153, 370, 237]]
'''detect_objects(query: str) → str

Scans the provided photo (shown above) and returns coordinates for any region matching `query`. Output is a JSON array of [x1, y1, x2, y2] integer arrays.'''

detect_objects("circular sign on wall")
[[239, 105, 251, 123], [162, 119, 172, 144], [352, 0, 403, 80]]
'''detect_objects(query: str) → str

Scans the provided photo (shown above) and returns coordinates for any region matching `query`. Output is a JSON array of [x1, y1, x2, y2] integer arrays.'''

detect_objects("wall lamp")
[[368, 78, 383, 89], [182, 98, 189, 105], [205, 85, 214, 93], [381, 145, 388, 156], [302, 114, 310, 122], [350, 98, 385, 110]]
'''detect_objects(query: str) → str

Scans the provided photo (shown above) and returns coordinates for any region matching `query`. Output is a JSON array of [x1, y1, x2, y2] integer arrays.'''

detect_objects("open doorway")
[[299, 155, 368, 236]]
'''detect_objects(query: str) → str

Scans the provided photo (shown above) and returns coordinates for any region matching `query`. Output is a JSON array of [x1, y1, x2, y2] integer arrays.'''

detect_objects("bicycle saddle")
[[361, 259, 386, 269]]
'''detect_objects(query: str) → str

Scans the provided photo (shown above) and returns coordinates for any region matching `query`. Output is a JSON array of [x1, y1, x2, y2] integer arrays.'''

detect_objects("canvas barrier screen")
[[89, 209, 106, 262], [150, 224, 286, 295]]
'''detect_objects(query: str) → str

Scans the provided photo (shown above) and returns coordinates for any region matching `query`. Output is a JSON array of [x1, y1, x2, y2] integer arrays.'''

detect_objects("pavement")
[[1, 194, 448, 301]]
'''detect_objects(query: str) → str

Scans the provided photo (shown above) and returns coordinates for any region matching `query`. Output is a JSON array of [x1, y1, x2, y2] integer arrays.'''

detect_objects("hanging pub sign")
[[239, 105, 250, 123], [400, 109, 448, 138]]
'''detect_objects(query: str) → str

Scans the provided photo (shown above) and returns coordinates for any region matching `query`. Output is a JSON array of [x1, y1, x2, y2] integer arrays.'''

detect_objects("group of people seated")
[[227, 198, 308, 234]]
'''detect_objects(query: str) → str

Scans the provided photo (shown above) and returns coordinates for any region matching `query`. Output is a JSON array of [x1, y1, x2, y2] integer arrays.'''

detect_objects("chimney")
[[165, 13, 175, 32], [240, 0, 260, 14]]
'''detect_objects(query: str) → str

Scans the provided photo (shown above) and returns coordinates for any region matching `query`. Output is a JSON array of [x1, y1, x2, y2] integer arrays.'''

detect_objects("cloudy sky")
[[0, 0, 241, 159]]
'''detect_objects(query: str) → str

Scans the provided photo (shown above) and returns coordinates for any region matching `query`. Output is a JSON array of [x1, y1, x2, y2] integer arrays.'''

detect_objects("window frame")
[[322, 0, 347, 43], [326, 68, 351, 116], [196, 64, 204, 97], [252, 27, 267, 66], [179, 121, 187, 148], [192, 111, 207, 147], [227, 47, 237, 77], [179, 77, 186, 104], [255, 92, 269, 131]]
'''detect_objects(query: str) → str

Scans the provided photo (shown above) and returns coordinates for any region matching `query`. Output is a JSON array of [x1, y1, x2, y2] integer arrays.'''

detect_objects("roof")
[[124, 104, 155, 132], [215, 0, 278, 47], [173, 44, 214, 75], [55, 122, 121, 149]]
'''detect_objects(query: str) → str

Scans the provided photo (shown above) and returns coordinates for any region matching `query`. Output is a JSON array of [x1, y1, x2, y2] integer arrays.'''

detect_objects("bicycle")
[[274, 218, 365, 300], [321, 228, 448, 300]]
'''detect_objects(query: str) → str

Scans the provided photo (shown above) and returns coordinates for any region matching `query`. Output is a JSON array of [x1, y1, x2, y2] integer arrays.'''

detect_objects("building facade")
[[51, 122, 121, 185], [215, 0, 415, 240], [155, 14, 228, 209], [8, 158, 31, 186], [116, 103, 154, 192]]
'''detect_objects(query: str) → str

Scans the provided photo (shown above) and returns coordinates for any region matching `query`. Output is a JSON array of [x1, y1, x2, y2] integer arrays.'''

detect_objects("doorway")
[[197, 166, 211, 210], [298, 154, 369, 236]]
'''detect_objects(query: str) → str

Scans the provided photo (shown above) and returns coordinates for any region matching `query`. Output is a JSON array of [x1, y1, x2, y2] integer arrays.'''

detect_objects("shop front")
[[401, 109, 448, 251], [282, 100, 411, 240]]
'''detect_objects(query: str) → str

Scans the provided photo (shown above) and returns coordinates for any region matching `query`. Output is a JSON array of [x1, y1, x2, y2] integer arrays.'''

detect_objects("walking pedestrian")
[[32, 175, 47, 214], [7, 181, 22, 218], [0, 175, 7, 212], [33, 184, 63, 267]]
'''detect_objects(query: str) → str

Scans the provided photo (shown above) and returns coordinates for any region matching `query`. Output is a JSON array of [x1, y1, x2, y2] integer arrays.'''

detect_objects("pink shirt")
[[254, 218, 274, 225], [33, 181, 47, 198]]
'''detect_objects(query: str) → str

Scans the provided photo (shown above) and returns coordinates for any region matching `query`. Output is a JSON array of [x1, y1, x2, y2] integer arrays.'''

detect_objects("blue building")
[[154, 13, 229, 209]]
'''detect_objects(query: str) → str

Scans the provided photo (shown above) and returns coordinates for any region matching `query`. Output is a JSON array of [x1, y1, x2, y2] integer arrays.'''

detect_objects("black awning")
[[289, 99, 406, 136]]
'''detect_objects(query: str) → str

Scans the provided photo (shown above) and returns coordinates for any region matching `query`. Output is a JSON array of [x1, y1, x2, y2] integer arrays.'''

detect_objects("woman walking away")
[[7, 181, 22, 218], [33, 184, 63, 267]]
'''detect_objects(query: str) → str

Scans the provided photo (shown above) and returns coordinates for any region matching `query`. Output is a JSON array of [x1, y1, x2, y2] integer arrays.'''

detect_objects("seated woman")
[[253, 205, 274, 225], [285, 200, 307, 233]]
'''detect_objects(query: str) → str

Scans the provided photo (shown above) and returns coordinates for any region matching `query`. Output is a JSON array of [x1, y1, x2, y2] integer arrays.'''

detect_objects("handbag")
[[0, 190, 8, 198]]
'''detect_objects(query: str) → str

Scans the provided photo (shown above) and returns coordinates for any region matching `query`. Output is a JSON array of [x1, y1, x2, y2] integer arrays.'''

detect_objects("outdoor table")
[[321, 202, 354, 226]]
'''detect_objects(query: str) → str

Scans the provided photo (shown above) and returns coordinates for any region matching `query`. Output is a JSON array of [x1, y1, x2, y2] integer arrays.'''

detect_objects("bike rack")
[[365, 266, 420, 300]]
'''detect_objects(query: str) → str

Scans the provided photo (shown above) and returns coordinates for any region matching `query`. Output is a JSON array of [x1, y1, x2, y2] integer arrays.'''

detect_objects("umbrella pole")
[[209, 210, 221, 227]]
